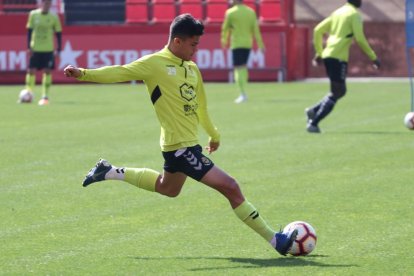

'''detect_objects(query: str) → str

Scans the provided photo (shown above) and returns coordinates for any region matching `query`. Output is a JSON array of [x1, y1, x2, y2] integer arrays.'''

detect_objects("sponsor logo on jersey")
[[166, 65, 176, 76], [180, 83, 196, 101]]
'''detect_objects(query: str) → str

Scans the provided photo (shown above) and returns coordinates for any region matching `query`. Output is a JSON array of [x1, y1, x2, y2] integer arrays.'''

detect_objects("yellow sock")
[[42, 73, 52, 98], [25, 73, 35, 91], [234, 200, 275, 242], [124, 168, 159, 192], [234, 67, 248, 94]]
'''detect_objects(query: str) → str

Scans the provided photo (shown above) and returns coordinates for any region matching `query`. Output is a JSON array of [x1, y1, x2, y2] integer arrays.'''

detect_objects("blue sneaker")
[[82, 159, 112, 187], [275, 229, 298, 256]]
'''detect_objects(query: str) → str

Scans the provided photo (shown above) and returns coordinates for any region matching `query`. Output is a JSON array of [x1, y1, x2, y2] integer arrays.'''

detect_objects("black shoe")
[[305, 108, 315, 122], [306, 122, 321, 133], [82, 159, 112, 187]]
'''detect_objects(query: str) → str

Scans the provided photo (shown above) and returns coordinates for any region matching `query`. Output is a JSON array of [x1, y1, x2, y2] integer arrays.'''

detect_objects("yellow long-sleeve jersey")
[[221, 4, 264, 50], [78, 46, 220, 152], [27, 9, 62, 52], [313, 3, 377, 62]]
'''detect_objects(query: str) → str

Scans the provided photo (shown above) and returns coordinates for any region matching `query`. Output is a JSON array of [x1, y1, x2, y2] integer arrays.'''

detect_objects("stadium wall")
[[0, 13, 308, 84]]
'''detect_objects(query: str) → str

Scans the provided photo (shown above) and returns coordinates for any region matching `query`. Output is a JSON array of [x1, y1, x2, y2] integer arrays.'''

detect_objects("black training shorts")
[[29, 51, 55, 70], [162, 145, 214, 181], [232, 48, 251, 66], [323, 58, 348, 84]]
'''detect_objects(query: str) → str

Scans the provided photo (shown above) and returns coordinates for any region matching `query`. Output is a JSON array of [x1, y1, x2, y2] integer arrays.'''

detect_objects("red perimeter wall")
[[0, 13, 308, 84]]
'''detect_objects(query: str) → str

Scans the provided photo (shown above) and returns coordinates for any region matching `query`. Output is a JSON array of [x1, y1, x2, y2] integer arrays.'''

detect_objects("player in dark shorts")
[[64, 14, 298, 256], [24, 0, 62, 105], [221, 0, 264, 103], [306, 0, 380, 133]]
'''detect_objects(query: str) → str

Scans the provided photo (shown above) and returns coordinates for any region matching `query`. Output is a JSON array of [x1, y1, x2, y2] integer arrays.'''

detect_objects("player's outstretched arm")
[[64, 65, 82, 78]]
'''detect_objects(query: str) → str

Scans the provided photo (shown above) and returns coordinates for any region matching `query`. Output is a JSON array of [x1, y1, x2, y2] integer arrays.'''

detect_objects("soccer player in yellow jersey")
[[23, 0, 62, 105], [306, 0, 380, 133], [221, 0, 264, 103], [64, 14, 297, 256]]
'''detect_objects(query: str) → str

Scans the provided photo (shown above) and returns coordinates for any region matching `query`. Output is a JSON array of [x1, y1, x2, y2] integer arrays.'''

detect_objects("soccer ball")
[[284, 221, 317, 256], [404, 112, 414, 130], [18, 89, 33, 103]]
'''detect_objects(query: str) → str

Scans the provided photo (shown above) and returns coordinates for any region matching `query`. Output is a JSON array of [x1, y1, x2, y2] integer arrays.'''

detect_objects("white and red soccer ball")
[[404, 112, 414, 130], [284, 221, 317, 256], [19, 89, 33, 103]]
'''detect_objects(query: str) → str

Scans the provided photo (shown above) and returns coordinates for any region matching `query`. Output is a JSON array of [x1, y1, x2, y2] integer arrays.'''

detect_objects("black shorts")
[[29, 52, 55, 70], [232, 48, 251, 66], [162, 145, 214, 181], [323, 58, 348, 84]]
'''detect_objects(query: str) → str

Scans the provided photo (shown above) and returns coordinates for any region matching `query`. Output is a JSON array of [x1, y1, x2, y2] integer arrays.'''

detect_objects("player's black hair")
[[348, 0, 362, 8], [169, 13, 204, 40]]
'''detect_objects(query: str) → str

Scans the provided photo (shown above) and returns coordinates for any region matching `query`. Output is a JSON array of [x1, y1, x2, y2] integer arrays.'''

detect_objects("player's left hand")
[[205, 141, 220, 154]]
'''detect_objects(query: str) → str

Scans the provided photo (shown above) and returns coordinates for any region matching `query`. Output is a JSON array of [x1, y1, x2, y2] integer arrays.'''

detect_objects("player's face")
[[176, 36, 200, 61], [41, 0, 52, 13]]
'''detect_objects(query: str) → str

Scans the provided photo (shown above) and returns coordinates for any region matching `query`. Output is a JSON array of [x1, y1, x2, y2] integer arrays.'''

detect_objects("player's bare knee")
[[224, 178, 245, 206], [162, 186, 182, 197], [166, 190, 181, 198], [224, 177, 242, 196], [156, 180, 182, 197]]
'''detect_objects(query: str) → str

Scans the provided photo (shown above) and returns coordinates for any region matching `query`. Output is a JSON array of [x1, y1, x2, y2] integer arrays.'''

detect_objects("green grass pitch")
[[1, 81, 413, 275]]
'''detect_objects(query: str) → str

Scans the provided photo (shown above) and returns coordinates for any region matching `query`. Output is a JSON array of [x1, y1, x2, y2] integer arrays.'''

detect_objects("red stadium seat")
[[126, 0, 149, 23], [178, 0, 205, 21], [152, 0, 179, 23], [259, 0, 281, 23], [205, 0, 229, 23]]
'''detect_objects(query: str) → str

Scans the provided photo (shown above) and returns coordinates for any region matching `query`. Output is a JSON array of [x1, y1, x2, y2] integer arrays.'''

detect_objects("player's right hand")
[[312, 56, 323, 67], [64, 65, 81, 78]]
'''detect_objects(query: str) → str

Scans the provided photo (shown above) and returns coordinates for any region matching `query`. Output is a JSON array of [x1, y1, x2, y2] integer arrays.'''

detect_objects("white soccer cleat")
[[234, 94, 247, 104], [38, 97, 49, 106]]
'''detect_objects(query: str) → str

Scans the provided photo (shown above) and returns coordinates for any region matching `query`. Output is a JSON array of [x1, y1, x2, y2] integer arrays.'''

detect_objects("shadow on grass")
[[132, 255, 356, 271]]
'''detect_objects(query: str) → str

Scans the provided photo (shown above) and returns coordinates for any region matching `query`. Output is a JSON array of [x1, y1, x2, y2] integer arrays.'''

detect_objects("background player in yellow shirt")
[[221, 0, 264, 103], [306, 0, 380, 133], [23, 0, 62, 105], [64, 14, 297, 256]]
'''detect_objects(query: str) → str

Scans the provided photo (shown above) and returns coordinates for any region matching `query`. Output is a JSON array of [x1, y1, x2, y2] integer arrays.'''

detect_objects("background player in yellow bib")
[[306, 0, 380, 133], [221, 0, 264, 104], [23, 0, 62, 105], [64, 14, 297, 256]]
